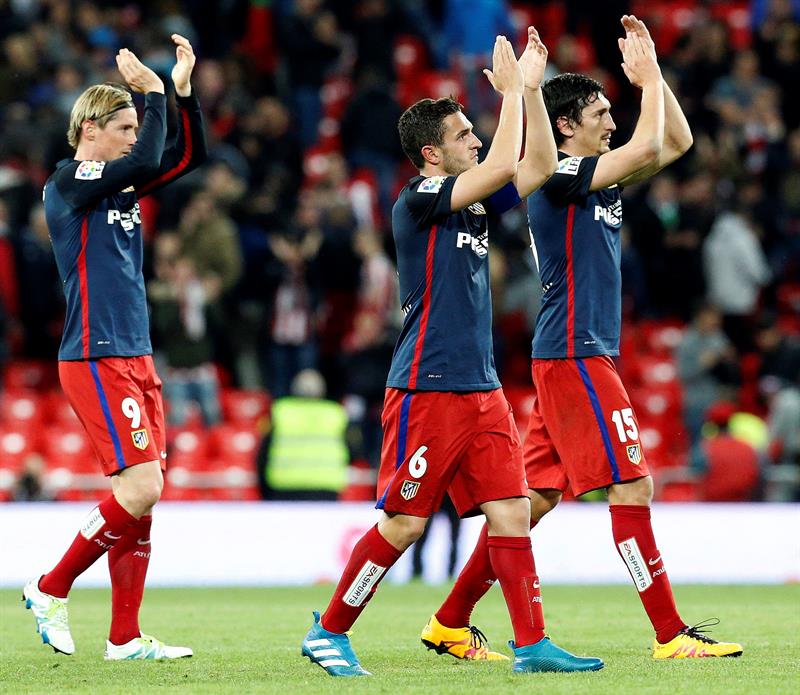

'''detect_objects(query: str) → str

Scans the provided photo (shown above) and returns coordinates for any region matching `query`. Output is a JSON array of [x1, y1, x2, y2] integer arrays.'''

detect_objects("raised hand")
[[618, 30, 661, 90], [482, 35, 524, 95], [116, 48, 164, 94], [621, 14, 657, 60], [170, 33, 196, 97], [518, 26, 548, 90]]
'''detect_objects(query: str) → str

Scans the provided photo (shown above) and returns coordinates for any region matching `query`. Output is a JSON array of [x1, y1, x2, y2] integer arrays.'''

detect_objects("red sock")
[[487, 535, 545, 647], [40, 495, 138, 598], [437, 519, 539, 628], [321, 525, 402, 634], [610, 505, 685, 643], [108, 514, 152, 645]]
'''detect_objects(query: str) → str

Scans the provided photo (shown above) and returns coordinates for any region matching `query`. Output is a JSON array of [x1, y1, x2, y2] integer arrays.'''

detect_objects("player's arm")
[[616, 16, 692, 185], [514, 26, 557, 198], [137, 34, 208, 197], [589, 30, 664, 191], [450, 36, 524, 211], [60, 51, 167, 209]]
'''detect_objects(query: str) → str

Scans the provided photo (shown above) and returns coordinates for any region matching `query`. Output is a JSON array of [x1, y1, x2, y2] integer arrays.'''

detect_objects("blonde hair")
[[67, 83, 134, 150]]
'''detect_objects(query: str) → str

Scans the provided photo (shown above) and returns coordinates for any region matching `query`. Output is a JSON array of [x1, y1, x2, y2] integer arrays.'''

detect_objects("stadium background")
[[0, 0, 798, 587]]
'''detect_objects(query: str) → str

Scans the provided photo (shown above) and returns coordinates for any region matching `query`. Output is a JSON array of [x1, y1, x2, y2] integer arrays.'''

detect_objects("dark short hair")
[[542, 73, 605, 145], [398, 97, 463, 169]]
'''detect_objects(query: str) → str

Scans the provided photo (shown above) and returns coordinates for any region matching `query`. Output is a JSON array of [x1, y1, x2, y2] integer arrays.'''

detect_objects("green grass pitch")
[[2, 584, 798, 694]]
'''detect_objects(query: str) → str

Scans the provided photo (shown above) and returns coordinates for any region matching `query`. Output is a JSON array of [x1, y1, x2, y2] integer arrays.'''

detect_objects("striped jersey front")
[[386, 175, 520, 391], [527, 152, 623, 359], [44, 92, 206, 360]]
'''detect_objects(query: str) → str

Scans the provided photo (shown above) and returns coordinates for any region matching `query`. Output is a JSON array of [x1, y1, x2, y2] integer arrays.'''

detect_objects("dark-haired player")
[[425, 15, 743, 660], [301, 29, 603, 676], [23, 34, 206, 660]]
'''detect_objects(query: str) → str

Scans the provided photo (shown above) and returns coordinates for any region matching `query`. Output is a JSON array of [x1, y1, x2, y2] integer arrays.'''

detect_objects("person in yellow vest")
[[259, 369, 350, 500]]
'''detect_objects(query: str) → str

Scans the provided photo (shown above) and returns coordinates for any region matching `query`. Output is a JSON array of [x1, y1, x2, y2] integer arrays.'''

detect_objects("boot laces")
[[683, 618, 721, 645], [468, 625, 490, 650]]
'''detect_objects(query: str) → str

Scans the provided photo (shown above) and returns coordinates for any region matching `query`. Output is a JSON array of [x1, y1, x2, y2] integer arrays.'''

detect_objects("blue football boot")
[[510, 636, 604, 672], [301, 611, 371, 677]]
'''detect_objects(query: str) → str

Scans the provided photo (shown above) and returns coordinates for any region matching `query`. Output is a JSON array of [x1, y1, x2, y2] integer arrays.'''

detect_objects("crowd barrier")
[[1, 502, 798, 587]]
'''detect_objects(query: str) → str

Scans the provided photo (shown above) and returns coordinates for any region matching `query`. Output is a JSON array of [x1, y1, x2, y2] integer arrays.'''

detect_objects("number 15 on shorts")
[[610, 408, 639, 443]]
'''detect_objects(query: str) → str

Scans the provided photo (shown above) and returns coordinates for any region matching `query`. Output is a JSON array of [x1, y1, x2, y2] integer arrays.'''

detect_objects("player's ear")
[[421, 144, 440, 166], [556, 115, 574, 139], [82, 120, 96, 142]]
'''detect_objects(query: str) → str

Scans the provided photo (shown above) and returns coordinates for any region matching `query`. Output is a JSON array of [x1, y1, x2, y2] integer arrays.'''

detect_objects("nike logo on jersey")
[[104, 531, 123, 540], [107, 203, 141, 232], [648, 555, 662, 566], [456, 230, 488, 258], [136, 538, 151, 546]]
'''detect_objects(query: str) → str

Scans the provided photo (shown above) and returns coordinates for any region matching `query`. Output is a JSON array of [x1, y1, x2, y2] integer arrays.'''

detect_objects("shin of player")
[[23, 34, 206, 660]]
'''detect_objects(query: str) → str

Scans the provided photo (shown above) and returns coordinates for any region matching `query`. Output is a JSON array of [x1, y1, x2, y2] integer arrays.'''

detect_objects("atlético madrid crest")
[[626, 444, 642, 465], [400, 480, 420, 501], [131, 429, 150, 451]]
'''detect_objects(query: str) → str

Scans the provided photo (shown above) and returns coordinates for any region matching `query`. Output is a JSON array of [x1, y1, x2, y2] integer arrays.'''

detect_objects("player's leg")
[[103, 358, 191, 660], [430, 391, 603, 672], [608, 476, 743, 658], [301, 512, 423, 676], [303, 388, 456, 677], [24, 360, 152, 655], [428, 380, 564, 644]]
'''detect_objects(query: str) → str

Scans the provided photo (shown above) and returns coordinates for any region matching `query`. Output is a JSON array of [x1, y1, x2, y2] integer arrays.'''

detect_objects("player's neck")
[[558, 143, 595, 158], [419, 164, 448, 178]]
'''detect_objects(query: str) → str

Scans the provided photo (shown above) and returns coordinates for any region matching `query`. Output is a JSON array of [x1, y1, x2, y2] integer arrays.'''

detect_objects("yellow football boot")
[[653, 620, 743, 659], [420, 615, 509, 661]]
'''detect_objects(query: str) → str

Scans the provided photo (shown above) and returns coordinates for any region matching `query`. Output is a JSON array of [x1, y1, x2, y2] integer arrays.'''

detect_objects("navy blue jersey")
[[527, 152, 622, 359], [44, 92, 207, 360], [386, 174, 521, 391]]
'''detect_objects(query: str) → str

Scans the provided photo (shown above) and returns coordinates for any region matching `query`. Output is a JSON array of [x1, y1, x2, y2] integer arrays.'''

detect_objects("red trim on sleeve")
[[565, 204, 576, 358], [408, 225, 438, 389], [78, 215, 91, 358], [138, 108, 193, 195]]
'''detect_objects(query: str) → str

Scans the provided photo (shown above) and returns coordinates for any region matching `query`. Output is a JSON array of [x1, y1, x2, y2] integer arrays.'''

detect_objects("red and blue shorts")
[[59, 355, 166, 476], [523, 355, 649, 496], [376, 387, 527, 518]]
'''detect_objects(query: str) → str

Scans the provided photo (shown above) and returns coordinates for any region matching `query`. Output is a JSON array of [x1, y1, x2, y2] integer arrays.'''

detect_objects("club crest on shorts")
[[131, 428, 150, 450], [626, 443, 642, 465], [400, 480, 420, 500]]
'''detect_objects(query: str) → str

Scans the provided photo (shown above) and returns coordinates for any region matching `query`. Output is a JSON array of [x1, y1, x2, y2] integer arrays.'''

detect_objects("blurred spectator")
[[260, 225, 322, 398], [14, 203, 63, 359], [176, 191, 243, 297], [764, 383, 800, 500], [756, 314, 800, 385], [676, 303, 740, 443], [278, 0, 344, 146], [703, 201, 771, 353], [148, 234, 222, 428], [341, 226, 399, 468], [340, 67, 404, 221], [12, 454, 52, 502], [689, 401, 761, 501], [259, 368, 349, 500], [442, 0, 514, 111]]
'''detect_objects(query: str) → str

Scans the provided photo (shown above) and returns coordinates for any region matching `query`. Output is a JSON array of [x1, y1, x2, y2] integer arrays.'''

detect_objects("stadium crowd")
[[0, 0, 798, 502]]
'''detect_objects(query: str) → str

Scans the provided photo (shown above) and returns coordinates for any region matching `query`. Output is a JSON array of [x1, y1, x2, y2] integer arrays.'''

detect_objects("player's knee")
[[608, 475, 653, 506], [484, 496, 531, 536], [378, 513, 427, 550], [530, 489, 561, 521]]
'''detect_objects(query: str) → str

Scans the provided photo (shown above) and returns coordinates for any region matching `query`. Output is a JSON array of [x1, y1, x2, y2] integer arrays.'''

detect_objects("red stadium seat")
[[221, 389, 270, 425], [40, 426, 105, 501], [0, 390, 43, 428], [3, 360, 55, 391], [394, 35, 429, 83], [42, 390, 81, 425]]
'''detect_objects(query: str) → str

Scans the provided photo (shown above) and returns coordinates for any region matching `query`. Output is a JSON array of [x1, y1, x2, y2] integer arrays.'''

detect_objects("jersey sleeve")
[[53, 93, 168, 210], [541, 155, 599, 204], [136, 91, 208, 198], [485, 181, 522, 215], [402, 175, 457, 228]]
